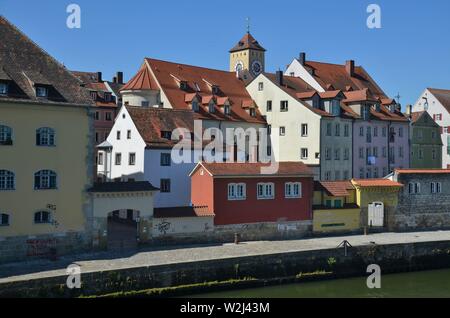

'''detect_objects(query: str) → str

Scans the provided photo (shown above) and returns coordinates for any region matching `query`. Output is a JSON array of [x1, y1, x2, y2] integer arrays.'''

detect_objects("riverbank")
[[1, 231, 450, 297]]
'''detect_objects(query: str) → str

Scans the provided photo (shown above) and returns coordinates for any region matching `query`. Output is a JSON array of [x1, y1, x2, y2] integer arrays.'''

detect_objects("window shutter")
[[36, 133, 40, 145], [50, 175, 56, 188]]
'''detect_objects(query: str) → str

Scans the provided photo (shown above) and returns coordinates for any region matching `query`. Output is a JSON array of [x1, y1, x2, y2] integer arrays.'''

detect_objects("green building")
[[409, 110, 443, 168]]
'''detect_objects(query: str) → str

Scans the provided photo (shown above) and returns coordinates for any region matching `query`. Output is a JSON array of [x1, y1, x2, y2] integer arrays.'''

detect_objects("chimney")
[[299, 52, 306, 66], [112, 76, 117, 83], [276, 70, 284, 86], [345, 60, 355, 77], [406, 104, 412, 115], [117, 71, 123, 84], [97, 71, 102, 83]]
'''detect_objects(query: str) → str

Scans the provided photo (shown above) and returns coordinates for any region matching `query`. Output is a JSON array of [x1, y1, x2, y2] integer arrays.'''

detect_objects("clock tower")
[[229, 32, 266, 77]]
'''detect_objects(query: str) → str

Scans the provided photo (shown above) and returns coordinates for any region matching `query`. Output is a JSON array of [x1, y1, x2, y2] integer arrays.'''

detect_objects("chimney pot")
[[117, 71, 123, 84], [276, 70, 284, 86], [345, 60, 355, 77], [97, 71, 102, 83], [299, 52, 306, 66]]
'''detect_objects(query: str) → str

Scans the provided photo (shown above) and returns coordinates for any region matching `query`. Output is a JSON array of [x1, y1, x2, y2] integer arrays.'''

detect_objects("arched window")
[[0, 170, 15, 190], [34, 211, 51, 224], [0, 125, 12, 145], [36, 127, 55, 146], [0, 213, 10, 226], [34, 170, 57, 190]]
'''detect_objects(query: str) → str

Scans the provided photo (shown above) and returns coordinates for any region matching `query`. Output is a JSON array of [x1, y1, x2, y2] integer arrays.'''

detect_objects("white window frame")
[[301, 123, 308, 137], [36, 86, 48, 97], [0, 82, 8, 95], [285, 182, 302, 198], [228, 183, 246, 200], [0, 212, 10, 226], [301, 148, 308, 160], [257, 182, 275, 200], [36, 127, 55, 146], [34, 170, 57, 190], [258, 82, 264, 91], [0, 170, 15, 190], [129, 153, 136, 166], [0, 125, 12, 144], [34, 211, 52, 224]]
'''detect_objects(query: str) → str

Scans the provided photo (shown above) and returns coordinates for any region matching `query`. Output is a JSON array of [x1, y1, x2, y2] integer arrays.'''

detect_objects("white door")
[[368, 202, 384, 227]]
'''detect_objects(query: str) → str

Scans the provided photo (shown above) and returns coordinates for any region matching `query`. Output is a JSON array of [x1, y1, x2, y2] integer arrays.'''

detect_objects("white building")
[[413, 88, 450, 168]]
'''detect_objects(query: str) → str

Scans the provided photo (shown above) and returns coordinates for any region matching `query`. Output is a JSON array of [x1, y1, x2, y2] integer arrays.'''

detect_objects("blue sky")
[[1, 0, 449, 106]]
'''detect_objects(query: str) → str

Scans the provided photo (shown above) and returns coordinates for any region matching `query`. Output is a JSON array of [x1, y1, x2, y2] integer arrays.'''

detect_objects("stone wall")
[[0, 231, 90, 264], [395, 173, 450, 231], [2, 239, 450, 297]]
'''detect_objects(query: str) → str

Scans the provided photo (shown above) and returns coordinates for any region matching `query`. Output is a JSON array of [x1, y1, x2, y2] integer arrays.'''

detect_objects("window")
[[344, 124, 349, 137], [285, 182, 302, 198], [331, 100, 341, 116], [301, 124, 308, 137], [208, 102, 215, 113], [160, 179, 171, 193], [224, 105, 231, 115], [161, 131, 172, 139], [301, 148, 308, 159], [0, 125, 12, 145], [249, 108, 256, 117], [0, 213, 9, 226], [0, 170, 14, 190], [399, 127, 404, 138], [335, 124, 340, 136], [160, 153, 171, 166], [359, 147, 364, 159], [399, 147, 404, 158], [127, 130, 131, 139], [36, 86, 48, 97], [344, 148, 350, 160], [359, 168, 364, 179], [116, 131, 121, 140], [334, 200, 343, 208], [129, 153, 136, 165], [374, 167, 379, 178], [36, 127, 55, 146], [326, 123, 332, 136], [432, 149, 437, 160], [325, 148, 331, 160], [257, 183, 274, 199], [34, 170, 57, 190], [34, 211, 51, 224], [90, 91, 97, 101], [258, 82, 264, 91], [366, 168, 372, 179], [104, 92, 112, 102], [343, 170, 349, 180], [266, 100, 272, 112], [0, 82, 8, 95], [431, 182, 442, 194], [334, 149, 340, 160], [192, 101, 199, 112], [366, 126, 372, 143], [408, 182, 421, 194], [279, 127, 286, 136], [95, 111, 100, 120], [359, 127, 364, 137], [373, 147, 378, 158], [325, 171, 331, 181], [382, 127, 387, 137], [382, 147, 387, 158], [418, 149, 424, 159], [228, 183, 246, 200], [280, 101, 288, 112], [374, 127, 378, 137], [105, 112, 112, 121], [434, 114, 443, 121], [98, 152, 104, 165], [115, 153, 122, 165]]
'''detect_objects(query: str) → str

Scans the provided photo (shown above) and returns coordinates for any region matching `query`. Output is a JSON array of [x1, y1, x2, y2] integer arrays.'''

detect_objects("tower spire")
[[246, 17, 250, 33]]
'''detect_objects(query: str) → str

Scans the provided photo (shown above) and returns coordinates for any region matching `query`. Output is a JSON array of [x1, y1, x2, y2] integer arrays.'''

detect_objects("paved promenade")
[[1, 230, 450, 283]]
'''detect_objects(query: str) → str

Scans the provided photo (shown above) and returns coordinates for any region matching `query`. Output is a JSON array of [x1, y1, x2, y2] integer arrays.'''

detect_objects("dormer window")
[[249, 108, 256, 117], [224, 104, 231, 115], [104, 92, 112, 102], [331, 100, 341, 116], [211, 85, 220, 95], [179, 81, 188, 90], [161, 131, 172, 139], [208, 101, 215, 113], [0, 82, 8, 95], [374, 103, 381, 112], [192, 100, 199, 112], [36, 86, 48, 97], [90, 91, 97, 101], [362, 105, 370, 120]]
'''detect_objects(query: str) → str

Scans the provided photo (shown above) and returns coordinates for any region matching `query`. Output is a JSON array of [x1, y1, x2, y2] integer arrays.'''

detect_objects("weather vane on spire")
[[395, 92, 401, 104], [246, 17, 250, 33]]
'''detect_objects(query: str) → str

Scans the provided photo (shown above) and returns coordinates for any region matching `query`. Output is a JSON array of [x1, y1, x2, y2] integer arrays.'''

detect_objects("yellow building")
[[351, 179, 403, 230], [0, 16, 94, 262], [313, 181, 361, 233]]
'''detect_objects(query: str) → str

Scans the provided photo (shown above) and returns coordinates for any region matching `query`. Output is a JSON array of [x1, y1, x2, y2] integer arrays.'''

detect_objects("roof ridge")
[[145, 57, 234, 75]]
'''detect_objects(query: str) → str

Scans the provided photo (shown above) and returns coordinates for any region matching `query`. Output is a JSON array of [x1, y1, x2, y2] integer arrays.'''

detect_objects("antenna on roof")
[[246, 17, 250, 33]]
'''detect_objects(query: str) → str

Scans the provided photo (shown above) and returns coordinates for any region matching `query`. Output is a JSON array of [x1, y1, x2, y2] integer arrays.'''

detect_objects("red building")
[[190, 162, 314, 225]]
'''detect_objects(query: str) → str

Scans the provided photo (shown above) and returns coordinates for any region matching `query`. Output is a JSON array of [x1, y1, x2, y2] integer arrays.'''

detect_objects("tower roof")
[[229, 32, 266, 53]]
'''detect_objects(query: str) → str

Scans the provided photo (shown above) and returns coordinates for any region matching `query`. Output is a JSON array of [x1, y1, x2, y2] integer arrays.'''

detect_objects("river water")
[[192, 269, 450, 298]]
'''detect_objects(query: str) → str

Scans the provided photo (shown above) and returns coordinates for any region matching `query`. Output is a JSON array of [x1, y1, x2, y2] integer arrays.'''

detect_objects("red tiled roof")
[[304, 60, 387, 99], [154, 206, 214, 218], [126, 105, 197, 148], [352, 179, 403, 187], [121, 64, 159, 91], [314, 181, 355, 197], [144, 58, 265, 124], [428, 88, 450, 114], [410, 111, 425, 124], [343, 88, 379, 103], [296, 91, 318, 99], [319, 90, 343, 99], [195, 161, 314, 177], [395, 169, 450, 174], [229, 32, 266, 53]]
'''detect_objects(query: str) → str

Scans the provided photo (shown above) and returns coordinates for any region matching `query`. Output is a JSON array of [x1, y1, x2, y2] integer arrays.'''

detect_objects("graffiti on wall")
[[155, 220, 171, 235]]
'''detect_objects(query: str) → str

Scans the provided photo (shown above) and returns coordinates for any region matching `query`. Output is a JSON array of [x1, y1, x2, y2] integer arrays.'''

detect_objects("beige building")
[[0, 16, 94, 262]]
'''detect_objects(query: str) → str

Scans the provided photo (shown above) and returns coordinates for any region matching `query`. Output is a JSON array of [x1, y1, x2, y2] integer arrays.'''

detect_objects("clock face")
[[251, 60, 262, 76]]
